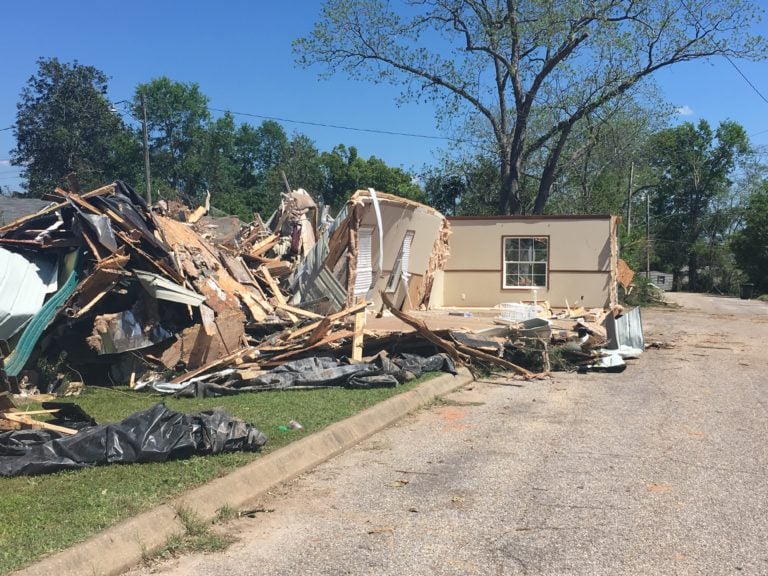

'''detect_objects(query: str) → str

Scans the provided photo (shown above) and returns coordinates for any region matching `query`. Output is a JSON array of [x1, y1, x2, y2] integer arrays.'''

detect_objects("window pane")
[[533, 263, 546, 275], [533, 275, 546, 287], [505, 238, 519, 260], [505, 262, 518, 277], [519, 262, 532, 275], [505, 273, 520, 287]]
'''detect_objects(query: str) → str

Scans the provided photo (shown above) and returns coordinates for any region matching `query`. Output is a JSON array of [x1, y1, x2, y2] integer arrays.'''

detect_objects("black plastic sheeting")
[[0, 403, 267, 477], [174, 353, 457, 398]]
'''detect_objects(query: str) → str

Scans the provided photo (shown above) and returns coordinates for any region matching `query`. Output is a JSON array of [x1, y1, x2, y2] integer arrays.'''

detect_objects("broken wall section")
[[288, 189, 450, 314]]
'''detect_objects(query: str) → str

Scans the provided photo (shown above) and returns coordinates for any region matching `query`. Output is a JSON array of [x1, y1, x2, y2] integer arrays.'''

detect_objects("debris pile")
[[0, 182, 459, 399], [443, 302, 645, 375], [0, 179, 645, 476]]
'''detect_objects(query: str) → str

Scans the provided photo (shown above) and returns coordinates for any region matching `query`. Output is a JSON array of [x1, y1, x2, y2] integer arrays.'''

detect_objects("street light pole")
[[140, 91, 152, 204]]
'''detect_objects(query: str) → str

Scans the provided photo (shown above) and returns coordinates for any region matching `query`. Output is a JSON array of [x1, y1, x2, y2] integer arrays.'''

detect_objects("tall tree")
[[133, 77, 210, 201], [732, 180, 768, 293], [320, 144, 422, 211], [296, 0, 766, 214], [647, 120, 749, 291], [424, 154, 500, 215], [11, 58, 136, 195]]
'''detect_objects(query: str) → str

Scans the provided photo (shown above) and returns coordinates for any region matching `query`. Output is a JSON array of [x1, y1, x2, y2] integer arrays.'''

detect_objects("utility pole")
[[646, 191, 651, 281], [626, 161, 634, 235], [140, 91, 152, 204]]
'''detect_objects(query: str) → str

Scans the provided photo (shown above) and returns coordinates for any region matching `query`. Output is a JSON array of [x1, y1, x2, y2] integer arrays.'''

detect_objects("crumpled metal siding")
[[0, 247, 58, 341]]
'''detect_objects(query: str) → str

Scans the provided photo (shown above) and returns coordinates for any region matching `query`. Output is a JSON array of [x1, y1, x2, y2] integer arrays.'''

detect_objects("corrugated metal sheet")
[[605, 306, 644, 357], [0, 247, 58, 341]]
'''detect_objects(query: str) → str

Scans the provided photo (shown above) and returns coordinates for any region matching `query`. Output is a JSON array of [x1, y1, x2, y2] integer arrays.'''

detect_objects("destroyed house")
[[433, 215, 619, 310], [288, 189, 450, 313]]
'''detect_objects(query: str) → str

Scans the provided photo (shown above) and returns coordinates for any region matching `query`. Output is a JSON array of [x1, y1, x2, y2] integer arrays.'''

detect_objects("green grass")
[[757, 294, 768, 302], [0, 375, 437, 574]]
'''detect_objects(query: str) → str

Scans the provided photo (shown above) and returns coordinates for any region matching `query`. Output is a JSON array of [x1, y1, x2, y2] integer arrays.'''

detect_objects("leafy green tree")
[[732, 181, 768, 292], [647, 120, 749, 291], [319, 145, 422, 211], [134, 77, 210, 201], [296, 0, 766, 214], [424, 154, 504, 216], [11, 57, 137, 195], [547, 98, 669, 216]]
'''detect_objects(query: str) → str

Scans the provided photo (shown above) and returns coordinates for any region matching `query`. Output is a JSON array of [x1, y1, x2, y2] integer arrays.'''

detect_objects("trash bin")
[[740, 283, 754, 300]]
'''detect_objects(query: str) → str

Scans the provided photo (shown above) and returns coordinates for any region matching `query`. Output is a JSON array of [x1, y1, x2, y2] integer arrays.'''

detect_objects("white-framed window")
[[353, 226, 374, 298], [503, 237, 548, 289], [386, 230, 415, 292]]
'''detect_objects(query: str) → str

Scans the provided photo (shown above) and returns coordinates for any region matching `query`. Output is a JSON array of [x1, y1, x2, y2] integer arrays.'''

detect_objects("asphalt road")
[[132, 294, 768, 576]]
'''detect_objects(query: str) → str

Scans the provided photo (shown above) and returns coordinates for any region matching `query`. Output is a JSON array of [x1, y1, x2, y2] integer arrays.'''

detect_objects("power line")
[[678, 0, 768, 106], [208, 106, 480, 144], [722, 55, 768, 107]]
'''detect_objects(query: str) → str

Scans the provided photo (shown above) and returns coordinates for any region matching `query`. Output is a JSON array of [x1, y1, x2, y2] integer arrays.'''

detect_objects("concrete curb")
[[14, 368, 473, 576]]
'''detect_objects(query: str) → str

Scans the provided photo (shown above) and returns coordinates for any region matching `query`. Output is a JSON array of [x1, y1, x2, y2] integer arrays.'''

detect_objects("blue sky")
[[1, 0, 767, 192]]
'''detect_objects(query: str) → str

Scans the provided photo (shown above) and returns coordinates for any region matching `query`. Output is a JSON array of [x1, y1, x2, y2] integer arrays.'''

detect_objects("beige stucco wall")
[[442, 217, 615, 309]]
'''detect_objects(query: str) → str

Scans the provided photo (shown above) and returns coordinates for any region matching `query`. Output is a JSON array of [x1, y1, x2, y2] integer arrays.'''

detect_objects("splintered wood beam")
[[284, 300, 369, 341], [248, 234, 279, 257], [305, 316, 332, 346], [170, 346, 257, 384], [235, 291, 267, 322], [351, 309, 365, 361], [264, 330, 355, 365], [274, 303, 322, 321], [0, 183, 116, 235], [380, 292, 465, 365], [258, 266, 299, 323], [380, 292, 533, 378], [58, 188, 129, 228], [1, 412, 77, 435]]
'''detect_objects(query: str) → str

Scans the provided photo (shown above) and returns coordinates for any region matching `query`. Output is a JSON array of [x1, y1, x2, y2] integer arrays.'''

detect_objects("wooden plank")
[[264, 330, 355, 365], [248, 234, 279, 257], [351, 310, 365, 361], [60, 188, 129, 228], [258, 266, 299, 323], [284, 300, 369, 341], [274, 302, 322, 321], [78, 225, 105, 261], [0, 183, 116, 234], [236, 291, 268, 322], [306, 316, 332, 346], [1, 412, 77, 435], [170, 346, 257, 384]]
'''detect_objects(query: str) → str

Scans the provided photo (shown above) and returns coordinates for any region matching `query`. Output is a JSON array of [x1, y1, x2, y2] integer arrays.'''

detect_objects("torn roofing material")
[[135, 270, 206, 307], [0, 247, 58, 341], [0, 197, 53, 226]]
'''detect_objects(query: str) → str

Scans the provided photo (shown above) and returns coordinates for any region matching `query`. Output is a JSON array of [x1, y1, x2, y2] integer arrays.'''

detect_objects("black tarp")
[[0, 403, 266, 477], [172, 353, 457, 398]]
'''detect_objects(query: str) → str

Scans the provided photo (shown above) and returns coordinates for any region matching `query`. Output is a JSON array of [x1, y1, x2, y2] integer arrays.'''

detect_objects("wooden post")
[[351, 308, 365, 362]]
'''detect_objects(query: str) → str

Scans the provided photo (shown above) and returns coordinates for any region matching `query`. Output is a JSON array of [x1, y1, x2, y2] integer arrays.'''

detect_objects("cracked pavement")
[[130, 293, 768, 576]]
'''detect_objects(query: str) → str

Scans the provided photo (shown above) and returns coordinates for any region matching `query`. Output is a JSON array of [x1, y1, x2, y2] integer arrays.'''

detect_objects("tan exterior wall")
[[442, 216, 615, 309], [358, 197, 445, 309]]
